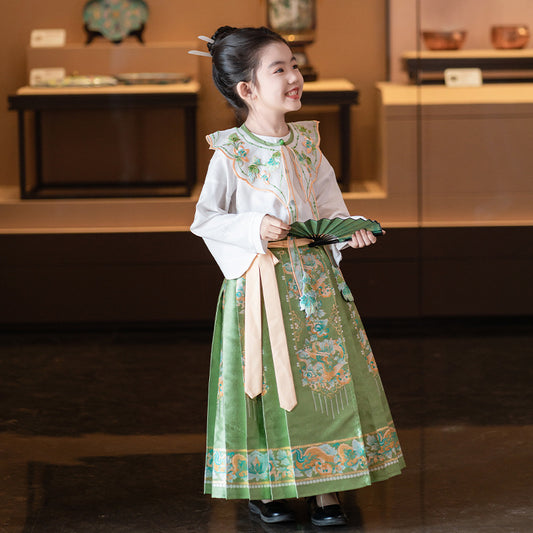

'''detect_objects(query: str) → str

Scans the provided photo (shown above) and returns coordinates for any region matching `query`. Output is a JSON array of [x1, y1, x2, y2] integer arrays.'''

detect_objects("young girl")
[[190, 26, 405, 527]]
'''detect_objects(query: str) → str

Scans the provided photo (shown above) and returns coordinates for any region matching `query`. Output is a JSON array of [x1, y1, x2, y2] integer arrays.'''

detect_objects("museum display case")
[[0, 0, 531, 322], [384, 0, 533, 228]]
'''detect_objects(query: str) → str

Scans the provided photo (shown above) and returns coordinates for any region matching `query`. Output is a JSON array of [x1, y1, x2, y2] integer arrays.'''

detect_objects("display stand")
[[8, 79, 357, 199], [402, 49, 533, 84], [8, 82, 199, 199]]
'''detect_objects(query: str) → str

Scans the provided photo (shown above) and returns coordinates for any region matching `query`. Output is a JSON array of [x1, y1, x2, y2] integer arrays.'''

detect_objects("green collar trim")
[[239, 123, 294, 147]]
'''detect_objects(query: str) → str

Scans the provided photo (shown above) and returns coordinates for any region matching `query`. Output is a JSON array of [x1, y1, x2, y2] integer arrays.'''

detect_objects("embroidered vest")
[[207, 120, 322, 223]]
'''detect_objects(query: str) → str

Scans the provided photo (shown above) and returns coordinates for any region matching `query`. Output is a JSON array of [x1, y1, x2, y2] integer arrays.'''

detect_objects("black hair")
[[207, 26, 288, 120]]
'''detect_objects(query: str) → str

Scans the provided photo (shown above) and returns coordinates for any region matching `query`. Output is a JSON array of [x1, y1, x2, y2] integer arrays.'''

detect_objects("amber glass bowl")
[[422, 30, 467, 51], [491, 25, 530, 49]]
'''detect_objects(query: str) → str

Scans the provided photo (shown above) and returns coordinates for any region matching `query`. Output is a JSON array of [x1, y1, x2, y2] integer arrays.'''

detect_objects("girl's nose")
[[288, 68, 301, 83]]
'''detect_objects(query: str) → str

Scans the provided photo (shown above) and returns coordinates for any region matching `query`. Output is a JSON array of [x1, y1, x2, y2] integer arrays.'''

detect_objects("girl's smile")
[[286, 88, 300, 99]]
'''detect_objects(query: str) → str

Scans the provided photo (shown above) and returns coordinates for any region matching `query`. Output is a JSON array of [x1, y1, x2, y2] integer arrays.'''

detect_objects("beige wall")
[[0, 0, 387, 190]]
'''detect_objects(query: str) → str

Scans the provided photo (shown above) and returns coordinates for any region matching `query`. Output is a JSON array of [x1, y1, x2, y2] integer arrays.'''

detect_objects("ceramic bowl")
[[491, 25, 530, 49], [422, 30, 467, 51]]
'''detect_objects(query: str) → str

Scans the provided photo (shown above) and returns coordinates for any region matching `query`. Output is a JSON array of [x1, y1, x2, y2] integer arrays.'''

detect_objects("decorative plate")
[[33, 75, 118, 88], [288, 217, 383, 247], [83, 0, 149, 44], [115, 72, 191, 85]]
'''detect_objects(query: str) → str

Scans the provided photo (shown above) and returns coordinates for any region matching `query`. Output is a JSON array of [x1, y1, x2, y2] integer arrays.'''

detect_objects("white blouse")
[[190, 121, 363, 279]]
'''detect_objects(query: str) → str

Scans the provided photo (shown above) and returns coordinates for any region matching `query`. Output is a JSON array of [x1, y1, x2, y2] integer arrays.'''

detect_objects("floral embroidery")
[[247, 450, 269, 482], [329, 302, 345, 338], [279, 247, 354, 401], [208, 122, 321, 221], [288, 309, 305, 344], [349, 304, 379, 377], [295, 149, 313, 172], [235, 277, 246, 314], [364, 426, 402, 468], [228, 133, 249, 164], [299, 272, 318, 316], [261, 365, 270, 397], [217, 357, 224, 399], [327, 252, 354, 302], [205, 422, 403, 488], [302, 134, 314, 154], [296, 338, 351, 398], [248, 152, 281, 184], [309, 318, 329, 339], [286, 240, 321, 316]]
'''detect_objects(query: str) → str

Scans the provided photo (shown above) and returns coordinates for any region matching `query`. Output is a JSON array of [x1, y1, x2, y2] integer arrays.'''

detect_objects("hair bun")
[[208, 25, 238, 53]]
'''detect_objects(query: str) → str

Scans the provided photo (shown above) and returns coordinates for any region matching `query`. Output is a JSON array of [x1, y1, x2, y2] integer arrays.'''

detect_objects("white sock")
[[316, 493, 339, 507]]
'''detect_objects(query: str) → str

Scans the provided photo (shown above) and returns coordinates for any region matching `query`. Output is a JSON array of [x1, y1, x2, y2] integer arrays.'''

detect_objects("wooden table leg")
[[34, 110, 43, 194], [339, 103, 351, 189], [184, 106, 197, 195], [17, 110, 28, 199]]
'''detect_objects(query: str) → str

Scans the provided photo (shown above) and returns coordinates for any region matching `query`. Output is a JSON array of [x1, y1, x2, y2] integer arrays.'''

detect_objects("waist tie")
[[244, 238, 312, 411]]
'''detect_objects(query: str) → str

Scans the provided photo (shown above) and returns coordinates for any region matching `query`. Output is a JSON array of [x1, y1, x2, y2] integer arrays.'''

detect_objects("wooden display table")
[[8, 82, 200, 199], [7, 79, 357, 199], [402, 49, 533, 84]]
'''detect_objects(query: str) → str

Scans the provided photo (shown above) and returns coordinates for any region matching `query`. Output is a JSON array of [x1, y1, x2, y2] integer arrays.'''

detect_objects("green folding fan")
[[288, 217, 383, 247]]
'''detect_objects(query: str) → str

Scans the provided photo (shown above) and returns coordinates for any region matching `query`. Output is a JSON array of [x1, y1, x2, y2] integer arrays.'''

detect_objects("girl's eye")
[[275, 67, 284, 74], [292, 64, 299, 70]]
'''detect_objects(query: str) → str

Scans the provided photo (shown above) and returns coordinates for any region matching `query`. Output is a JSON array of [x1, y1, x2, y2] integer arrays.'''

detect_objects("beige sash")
[[244, 239, 312, 411]]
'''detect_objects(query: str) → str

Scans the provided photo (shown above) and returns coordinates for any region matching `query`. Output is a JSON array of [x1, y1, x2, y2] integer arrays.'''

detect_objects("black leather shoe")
[[309, 497, 348, 527], [249, 500, 295, 523]]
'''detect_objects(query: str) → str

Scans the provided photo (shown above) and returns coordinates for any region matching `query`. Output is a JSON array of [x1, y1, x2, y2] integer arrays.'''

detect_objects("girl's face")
[[247, 41, 304, 121]]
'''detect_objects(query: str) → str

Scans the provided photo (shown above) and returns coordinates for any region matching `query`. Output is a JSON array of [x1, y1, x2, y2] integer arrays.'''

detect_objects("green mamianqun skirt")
[[204, 245, 405, 500]]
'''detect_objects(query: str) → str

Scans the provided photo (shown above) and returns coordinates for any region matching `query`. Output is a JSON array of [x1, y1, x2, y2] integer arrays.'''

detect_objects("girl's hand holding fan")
[[261, 214, 291, 241], [348, 229, 381, 248]]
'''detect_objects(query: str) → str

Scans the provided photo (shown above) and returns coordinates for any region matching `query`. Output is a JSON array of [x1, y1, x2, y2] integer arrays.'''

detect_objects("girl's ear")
[[236, 81, 254, 102]]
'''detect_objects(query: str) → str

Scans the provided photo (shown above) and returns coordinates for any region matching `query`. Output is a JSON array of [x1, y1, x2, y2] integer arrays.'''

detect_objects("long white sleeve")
[[190, 151, 268, 279]]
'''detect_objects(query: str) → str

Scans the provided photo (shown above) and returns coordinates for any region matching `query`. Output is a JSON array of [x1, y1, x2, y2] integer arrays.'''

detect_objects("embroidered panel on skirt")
[[205, 421, 402, 491], [204, 246, 404, 499]]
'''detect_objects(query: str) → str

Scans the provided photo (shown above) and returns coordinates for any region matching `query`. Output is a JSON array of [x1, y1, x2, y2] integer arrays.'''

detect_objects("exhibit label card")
[[30, 29, 66, 48]]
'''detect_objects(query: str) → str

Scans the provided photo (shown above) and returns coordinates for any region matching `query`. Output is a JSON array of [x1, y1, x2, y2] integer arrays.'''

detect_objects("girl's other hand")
[[260, 215, 291, 241], [348, 229, 381, 248]]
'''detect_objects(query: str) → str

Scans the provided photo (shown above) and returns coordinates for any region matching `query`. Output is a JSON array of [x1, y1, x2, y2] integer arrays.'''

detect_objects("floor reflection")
[[1, 319, 532, 532]]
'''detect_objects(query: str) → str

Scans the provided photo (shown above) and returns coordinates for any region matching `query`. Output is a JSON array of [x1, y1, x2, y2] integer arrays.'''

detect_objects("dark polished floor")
[[1, 318, 533, 532]]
